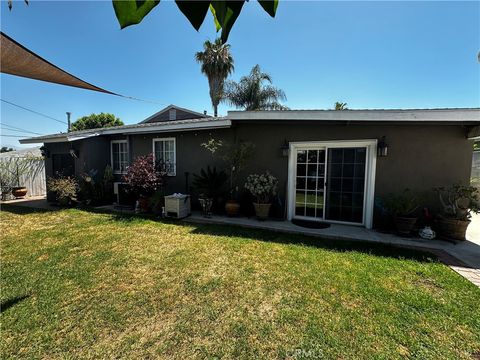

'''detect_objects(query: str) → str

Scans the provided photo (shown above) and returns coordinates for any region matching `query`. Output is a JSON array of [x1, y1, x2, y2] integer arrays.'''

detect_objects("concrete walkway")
[[2, 197, 479, 286]]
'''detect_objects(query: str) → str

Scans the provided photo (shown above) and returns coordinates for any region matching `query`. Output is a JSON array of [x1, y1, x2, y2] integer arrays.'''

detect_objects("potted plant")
[[192, 166, 228, 217], [383, 189, 419, 235], [122, 154, 167, 213], [244, 171, 278, 220], [434, 184, 480, 241], [47, 176, 78, 206], [201, 139, 255, 216]]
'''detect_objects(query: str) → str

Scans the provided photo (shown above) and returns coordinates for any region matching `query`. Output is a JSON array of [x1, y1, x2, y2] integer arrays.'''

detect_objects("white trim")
[[110, 139, 129, 175], [228, 109, 480, 122], [19, 119, 231, 144], [152, 137, 176, 176], [287, 139, 377, 229]]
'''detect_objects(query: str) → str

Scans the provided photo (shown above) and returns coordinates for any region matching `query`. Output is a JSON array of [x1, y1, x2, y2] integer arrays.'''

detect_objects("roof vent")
[[169, 109, 176, 121]]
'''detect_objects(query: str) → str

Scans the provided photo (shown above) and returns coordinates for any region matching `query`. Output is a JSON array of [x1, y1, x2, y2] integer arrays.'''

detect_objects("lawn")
[[1, 206, 479, 359]]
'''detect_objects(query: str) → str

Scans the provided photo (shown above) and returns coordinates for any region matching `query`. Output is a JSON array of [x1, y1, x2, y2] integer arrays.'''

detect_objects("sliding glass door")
[[292, 144, 369, 225], [324, 148, 366, 223]]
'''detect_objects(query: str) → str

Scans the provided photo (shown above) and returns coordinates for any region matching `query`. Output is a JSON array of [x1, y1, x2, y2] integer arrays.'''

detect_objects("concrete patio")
[[2, 196, 479, 286]]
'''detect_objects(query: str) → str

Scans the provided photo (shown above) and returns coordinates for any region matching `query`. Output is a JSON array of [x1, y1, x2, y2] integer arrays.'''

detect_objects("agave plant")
[[193, 166, 228, 199]]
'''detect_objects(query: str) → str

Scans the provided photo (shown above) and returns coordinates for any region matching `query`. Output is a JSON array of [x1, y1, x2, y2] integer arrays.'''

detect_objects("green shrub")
[[47, 177, 78, 206]]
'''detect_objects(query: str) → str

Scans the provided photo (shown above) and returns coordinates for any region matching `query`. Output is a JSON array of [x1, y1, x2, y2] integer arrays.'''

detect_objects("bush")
[[244, 172, 278, 204], [78, 165, 115, 206], [47, 177, 78, 206], [122, 154, 166, 198], [383, 189, 418, 217]]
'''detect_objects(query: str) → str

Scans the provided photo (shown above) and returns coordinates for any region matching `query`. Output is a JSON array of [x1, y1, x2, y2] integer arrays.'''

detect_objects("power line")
[[1, 124, 43, 135], [1, 134, 28, 138], [1, 98, 68, 125], [1, 127, 42, 136]]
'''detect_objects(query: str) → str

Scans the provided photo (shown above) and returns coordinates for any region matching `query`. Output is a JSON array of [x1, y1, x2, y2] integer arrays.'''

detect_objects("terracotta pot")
[[225, 199, 240, 216], [436, 217, 470, 241], [138, 197, 150, 213], [12, 187, 27, 198], [393, 216, 417, 235], [254, 203, 271, 220]]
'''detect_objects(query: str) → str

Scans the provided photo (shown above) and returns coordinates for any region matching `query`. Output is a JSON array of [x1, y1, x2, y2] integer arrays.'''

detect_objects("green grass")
[[1, 205, 479, 359]]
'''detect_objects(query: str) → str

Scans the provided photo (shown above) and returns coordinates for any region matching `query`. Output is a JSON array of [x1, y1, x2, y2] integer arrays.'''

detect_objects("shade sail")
[[1, 31, 117, 95]]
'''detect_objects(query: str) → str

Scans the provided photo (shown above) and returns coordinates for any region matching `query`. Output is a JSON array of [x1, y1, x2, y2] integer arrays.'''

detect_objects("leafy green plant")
[[47, 176, 78, 206], [434, 184, 480, 221], [193, 166, 228, 199], [244, 172, 278, 204], [71, 113, 123, 131], [112, 0, 279, 43], [383, 189, 419, 217], [201, 139, 255, 198]]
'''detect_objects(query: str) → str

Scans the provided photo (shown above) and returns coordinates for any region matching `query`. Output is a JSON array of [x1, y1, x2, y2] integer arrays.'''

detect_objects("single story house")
[[20, 105, 480, 229]]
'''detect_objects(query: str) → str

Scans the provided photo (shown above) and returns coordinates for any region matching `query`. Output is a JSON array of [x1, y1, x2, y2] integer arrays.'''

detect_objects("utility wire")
[[1, 98, 68, 125], [1, 134, 28, 138], [1, 127, 43, 136], [1, 124, 43, 135]]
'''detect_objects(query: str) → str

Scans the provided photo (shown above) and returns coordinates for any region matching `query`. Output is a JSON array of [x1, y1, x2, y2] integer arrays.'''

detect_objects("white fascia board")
[[228, 109, 480, 122], [102, 119, 232, 135]]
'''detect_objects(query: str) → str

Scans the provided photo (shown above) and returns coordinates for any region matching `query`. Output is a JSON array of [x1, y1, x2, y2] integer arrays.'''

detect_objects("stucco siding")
[[43, 121, 473, 219]]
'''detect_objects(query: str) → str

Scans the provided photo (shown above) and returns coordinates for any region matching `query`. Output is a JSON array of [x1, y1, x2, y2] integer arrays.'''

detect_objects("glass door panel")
[[294, 149, 325, 219], [325, 147, 366, 223]]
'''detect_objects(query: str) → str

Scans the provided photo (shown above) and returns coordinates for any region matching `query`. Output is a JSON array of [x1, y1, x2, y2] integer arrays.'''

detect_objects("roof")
[[228, 108, 480, 122], [19, 108, 480, 144], [19, 118, 231, 144], [139, 105, 209, 124]]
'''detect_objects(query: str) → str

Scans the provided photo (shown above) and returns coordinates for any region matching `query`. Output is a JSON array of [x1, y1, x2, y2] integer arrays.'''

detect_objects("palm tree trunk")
[[213, 105, 218, 117]]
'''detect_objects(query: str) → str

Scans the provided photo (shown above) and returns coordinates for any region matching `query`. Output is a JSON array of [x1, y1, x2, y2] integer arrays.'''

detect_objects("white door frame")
[[287, 139, 377, 229]]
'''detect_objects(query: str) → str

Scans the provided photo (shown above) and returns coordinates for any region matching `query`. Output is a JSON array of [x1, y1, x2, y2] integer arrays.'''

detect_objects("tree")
[[0, 147, 14, 153], [474, 141, 479, 151], [195, 39, 234, 117], [334, 102, 348, 110], [9, 1, 280, 44], [71, 113, 123, 131], [224, 64, 288, 111]]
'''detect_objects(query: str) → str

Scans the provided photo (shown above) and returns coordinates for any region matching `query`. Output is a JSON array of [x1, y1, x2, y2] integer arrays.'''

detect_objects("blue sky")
[[1, 1, 479, 148]]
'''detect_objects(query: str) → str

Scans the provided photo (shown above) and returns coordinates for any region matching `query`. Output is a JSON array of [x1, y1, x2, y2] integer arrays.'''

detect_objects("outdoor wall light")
[[377, 136, 388, 157], [69, 148, 79, 158], [281, 139, 289, 157]]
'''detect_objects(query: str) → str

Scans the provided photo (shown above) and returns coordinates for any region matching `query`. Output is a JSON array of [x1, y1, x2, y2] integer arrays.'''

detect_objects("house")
[[20, 105, 480, 229]]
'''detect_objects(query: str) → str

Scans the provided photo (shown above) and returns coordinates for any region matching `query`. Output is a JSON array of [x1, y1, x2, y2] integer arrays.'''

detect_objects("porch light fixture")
[[377, 136, 388, 157], [281, 139, 289, 157], [69, 148, 79, 158]]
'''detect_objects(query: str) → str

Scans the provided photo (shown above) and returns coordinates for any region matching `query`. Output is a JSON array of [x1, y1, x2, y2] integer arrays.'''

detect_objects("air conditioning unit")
[[164, 194, 191, 219]]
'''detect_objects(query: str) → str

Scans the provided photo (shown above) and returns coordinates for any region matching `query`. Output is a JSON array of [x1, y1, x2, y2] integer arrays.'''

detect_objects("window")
[[153, 138, 176, 176], [111, 140, 128, 174], [169, 109, 177, 120]]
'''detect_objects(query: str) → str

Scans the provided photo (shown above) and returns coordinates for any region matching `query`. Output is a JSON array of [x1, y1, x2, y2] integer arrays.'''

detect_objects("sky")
[[1, 1, 479, 148]]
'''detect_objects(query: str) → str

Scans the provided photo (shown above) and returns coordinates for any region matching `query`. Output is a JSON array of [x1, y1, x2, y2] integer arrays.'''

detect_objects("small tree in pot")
[[434, 184, 480, 241], [201, 138, 255, 216], [122, 154, 167, 213], [244, 171, 278, 220], [383, 189, 419, 235]]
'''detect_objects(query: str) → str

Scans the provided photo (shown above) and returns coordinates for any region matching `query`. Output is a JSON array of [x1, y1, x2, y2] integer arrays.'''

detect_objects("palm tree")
[[334, 102, 348, 110], [195, 39, 234, 117], [224, 64, 288, 111]]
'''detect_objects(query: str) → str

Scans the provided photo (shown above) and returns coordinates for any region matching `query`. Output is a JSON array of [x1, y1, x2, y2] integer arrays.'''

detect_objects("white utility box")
[[164, 194, 191, 219]]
